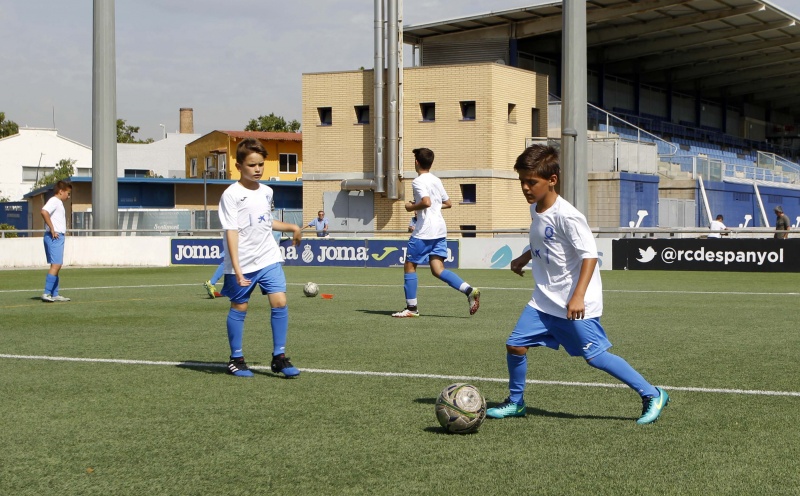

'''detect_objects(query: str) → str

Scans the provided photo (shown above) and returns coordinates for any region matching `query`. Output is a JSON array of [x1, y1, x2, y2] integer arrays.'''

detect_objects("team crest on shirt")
[[544, 225, 556, 241]]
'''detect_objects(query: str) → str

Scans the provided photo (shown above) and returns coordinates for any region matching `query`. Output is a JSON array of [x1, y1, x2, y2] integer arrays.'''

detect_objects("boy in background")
[[40, 181, 72, 302], [218, 138, 303, 378], [392, 147, 480, 318], [487, 145, 668, 425]]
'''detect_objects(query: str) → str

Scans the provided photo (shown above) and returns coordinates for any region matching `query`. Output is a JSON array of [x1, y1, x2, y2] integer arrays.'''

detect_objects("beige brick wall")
[[588, 172, 621, 227], [302, 63, 546, 236]]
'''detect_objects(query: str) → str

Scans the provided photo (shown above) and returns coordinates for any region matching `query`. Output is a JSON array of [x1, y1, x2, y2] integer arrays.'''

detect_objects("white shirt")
[[42, 196, 66, 233], [219, 182, 283, 274], [528, 196, 603, 319], [708, 220, 726, 238], [411, 172, 449, 239]]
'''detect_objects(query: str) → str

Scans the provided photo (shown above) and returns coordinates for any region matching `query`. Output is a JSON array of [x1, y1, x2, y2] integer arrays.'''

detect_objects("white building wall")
[[117, 132, 199, 178], [0, 128, 92, 201]]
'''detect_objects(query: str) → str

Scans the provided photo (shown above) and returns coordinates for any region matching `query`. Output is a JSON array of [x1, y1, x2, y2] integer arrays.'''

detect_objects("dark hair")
[[54, 180, 72, 193], [716, 214, 724, 221], [514, 144, 560, 180], [236, 138, 268, 163], [412, 148, 434, 170]]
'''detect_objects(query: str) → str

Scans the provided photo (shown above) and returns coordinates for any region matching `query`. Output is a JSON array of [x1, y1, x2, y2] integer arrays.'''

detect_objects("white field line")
[[1, 353, 798, 397], [0, 282, 797, 296]]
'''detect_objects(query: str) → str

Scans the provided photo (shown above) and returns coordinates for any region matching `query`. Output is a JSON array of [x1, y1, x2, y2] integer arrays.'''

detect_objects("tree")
[[32, 158, 75, 191], [0, 112, 19, 138], [0, 191, 10, 202], [245, 113, 301, 133], [117, 118, 154, 144]]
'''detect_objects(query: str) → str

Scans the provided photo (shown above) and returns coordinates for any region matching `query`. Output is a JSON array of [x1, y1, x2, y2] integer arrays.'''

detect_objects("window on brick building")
[[460, 101, 476, 121], [318, 107, 332, 126], [420, 102, 435, 122], [460, 184, 476, 204], [508, 103, 517, 124], [355, 105, 369, 124]]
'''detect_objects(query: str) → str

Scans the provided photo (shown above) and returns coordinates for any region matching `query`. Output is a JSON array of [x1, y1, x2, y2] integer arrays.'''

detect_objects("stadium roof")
[[404, 0, 800, 118]]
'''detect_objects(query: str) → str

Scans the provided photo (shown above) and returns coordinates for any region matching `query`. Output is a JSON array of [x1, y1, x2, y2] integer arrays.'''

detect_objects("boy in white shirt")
[[708, 214, 727, 238], [218, 138, 303, 378], [486, 145, 669, 425], [392, 148, 480, 318], [40, 181, 72, 302]]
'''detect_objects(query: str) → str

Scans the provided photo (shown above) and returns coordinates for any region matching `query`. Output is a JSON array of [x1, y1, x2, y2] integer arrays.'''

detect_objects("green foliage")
[[31, 158, 75, 191], [0, 111, 19, 138], [0, 267, 798, 494], [0, 191, 10, 202], [0, 223, 18, 238], [245, 112, 301, 133], [117, 118, 154, 144]]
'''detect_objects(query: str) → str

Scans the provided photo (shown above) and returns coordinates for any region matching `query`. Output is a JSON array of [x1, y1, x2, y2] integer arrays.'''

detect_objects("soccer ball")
[[303, 282, 319, 297], [435, 383, 486, 434]]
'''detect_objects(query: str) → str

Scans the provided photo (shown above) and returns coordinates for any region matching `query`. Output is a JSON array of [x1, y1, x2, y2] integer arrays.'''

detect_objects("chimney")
[[179, 108, 194, 134]]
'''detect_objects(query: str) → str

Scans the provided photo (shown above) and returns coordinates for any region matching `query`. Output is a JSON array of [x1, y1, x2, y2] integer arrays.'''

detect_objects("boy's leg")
[[210, 262, 225, 286], [392, 259, 419, 317], [486, 350, 528, 419], [430, 252, 480, 315], [263, 266, 300, 378], [587, 351, 668, 424], [226, 305, 253, 377]]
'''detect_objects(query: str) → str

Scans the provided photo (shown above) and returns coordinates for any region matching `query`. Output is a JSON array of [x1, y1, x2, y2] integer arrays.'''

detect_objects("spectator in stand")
[[774, 206, 790, 239], [708, 214, 728, 238]]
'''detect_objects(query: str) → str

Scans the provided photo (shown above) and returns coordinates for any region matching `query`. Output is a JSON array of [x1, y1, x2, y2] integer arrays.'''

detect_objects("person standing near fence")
[[708, 214, 728, 238], [303, 210, 329, 237], [40, 181, 72, 302], [774, 206, 790, 239]]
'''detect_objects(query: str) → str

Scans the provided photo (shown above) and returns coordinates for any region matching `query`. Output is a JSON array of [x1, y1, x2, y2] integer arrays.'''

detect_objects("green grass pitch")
[[1, 266, 798, 495]]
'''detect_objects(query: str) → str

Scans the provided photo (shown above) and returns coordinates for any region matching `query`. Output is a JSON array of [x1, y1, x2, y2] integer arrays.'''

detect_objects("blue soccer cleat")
[[486, 398, 526, 419], [226, 356, 254, 377], [271, 354, 300, 378], [637, 387, 670, 424]]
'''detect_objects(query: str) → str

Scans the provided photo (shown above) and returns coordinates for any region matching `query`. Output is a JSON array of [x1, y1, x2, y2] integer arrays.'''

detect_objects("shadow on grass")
[[357, 309, 468, 319], [175, 361, 227, 374], [423, 426, 480, 435], [414, 397, 629, 422]]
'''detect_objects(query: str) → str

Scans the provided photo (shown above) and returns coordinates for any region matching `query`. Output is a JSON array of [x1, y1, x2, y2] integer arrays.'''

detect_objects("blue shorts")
[[506, 305, 612, 360], [220, 262, 287, 304], [43, 232, 65, 265], [406, 237, 448, 264]]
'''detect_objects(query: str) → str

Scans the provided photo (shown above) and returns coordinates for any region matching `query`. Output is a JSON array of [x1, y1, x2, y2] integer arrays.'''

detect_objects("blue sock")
[[271, 306, 289, 356], [508, 353, 527, 404], [44, 274, 57, 295], [588, 351, 659, 397], [438, 269, 467, 292], [226, 308, 246, 358], [210, 263, 225, 285], [53, 276, 60, 296], [403, 273, 417, 301]]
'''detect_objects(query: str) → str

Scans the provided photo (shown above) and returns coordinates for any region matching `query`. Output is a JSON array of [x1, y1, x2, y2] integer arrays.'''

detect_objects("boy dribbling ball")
[[487, 145, 669, 425]]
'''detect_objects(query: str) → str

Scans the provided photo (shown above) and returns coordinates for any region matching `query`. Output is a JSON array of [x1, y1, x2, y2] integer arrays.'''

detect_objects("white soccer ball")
[[303, 282, 319, 297], [435, 383, 486, 434]]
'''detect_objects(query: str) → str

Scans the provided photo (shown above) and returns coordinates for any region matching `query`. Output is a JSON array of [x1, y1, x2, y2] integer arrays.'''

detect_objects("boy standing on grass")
[[218, 138, 303, 378], [40, 181, 72, 302], [486, 145, 668, 425], [392, 147, 480, 318]]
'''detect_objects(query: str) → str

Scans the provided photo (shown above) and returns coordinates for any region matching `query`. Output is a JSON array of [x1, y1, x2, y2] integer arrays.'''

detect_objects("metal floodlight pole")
[[203, 170, 208, 229], [561, 0, 588, 214], [92, 0, 119, 235]]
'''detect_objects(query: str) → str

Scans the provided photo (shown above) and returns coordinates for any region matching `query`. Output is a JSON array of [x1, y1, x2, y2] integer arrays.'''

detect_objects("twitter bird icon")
[[636, 246, 656, 263]]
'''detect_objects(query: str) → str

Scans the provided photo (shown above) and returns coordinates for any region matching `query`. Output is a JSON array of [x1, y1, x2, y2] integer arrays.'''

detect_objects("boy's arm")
[[441, 199, 452, 209], [41, 209, 58, 238], [406, 197, 431, 212], [272, 220, 302, 246], [510, 250, 532, 276], [566, 258, 597, 320], [225, 229, 250, 286]]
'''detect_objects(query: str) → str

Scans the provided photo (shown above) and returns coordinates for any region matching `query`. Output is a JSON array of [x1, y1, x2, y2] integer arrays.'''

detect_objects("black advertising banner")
[[612, 238, 800, 272]]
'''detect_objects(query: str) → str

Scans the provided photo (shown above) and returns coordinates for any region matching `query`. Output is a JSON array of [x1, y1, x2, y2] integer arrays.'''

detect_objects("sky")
[[1, 0, 535, 148], [3, 0, 800, 149]]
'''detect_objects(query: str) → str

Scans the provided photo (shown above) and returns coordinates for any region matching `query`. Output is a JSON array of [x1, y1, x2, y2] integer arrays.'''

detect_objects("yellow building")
[[301, 62, 548, 236], [185, 131, 303, 182]]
